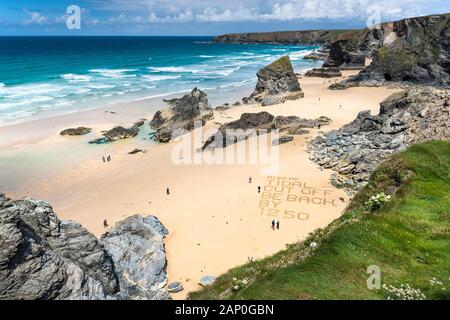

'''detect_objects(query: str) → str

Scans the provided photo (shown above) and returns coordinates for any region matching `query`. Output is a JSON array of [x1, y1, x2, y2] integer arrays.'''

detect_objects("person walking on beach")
[[102, 156, 106, 163], [166, 188, 170, 195], [276, 220, 280, 230], [257, 186, 261, 193], [271, 220, 276, 230], [107, 155, 111, 162], [103, 219, 108, 228], [249, 176, 252, 183]]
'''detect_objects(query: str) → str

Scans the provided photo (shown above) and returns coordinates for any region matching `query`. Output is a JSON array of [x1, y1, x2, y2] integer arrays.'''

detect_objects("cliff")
[[0, 194, 170, 300], [213, 29, 362, 45]]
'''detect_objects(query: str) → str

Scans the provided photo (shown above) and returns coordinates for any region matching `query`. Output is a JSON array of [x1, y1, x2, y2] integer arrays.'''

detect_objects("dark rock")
[[332, 13, 450, 89], [0, 194, 117, 300], [133, 120, 145, 127], [308, 87, 450, 195], [0, 194, 171, 300], [60, 127, 92, 136], [272, 135, 294, 146], [202, 112, 325, 150], [150, 88, 213, 143], [305, 67, 342, 78], [128, 148, 143, 155], [167, 282, 183, 293], [89, 126, 140, 144], [248, 56, 304, 106], [323, 39, 366, 70], [215, 106, 229, 111]]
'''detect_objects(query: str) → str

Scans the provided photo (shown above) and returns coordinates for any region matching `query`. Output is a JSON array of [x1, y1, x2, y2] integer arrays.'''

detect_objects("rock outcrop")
[[272, 135, 294, 146], [150, 88, 213, 143], [89, 126, 140, 144], [305, 67, 342, 78], [0, 194, 170, 300], [60, 127, 92, 136], [323, 39, 366, 70], [101, 215, 170, 300], [202, 112, 327, 150], [245, 56, 304, 106], [331, 13, 450, 89], [308, 87, 450, 195]]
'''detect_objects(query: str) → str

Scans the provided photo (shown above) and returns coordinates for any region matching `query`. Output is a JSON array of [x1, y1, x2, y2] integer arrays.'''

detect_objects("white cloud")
[[66, 0, 450, 26], [22, 10, 48, 25]]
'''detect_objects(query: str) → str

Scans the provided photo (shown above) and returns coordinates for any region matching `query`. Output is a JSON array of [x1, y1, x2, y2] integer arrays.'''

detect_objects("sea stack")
[[247, 55, 304, 106], [150, 88, 214, 143]]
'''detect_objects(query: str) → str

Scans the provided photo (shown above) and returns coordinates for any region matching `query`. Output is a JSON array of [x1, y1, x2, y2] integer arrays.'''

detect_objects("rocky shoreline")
[[308, 87, 450, 196]]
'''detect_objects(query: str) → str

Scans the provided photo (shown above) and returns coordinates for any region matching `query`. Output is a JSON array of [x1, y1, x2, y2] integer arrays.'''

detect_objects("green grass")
[[189, 141, 450, 300]]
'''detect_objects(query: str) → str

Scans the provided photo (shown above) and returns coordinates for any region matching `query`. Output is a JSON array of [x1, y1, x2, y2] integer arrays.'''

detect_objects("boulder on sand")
[[245, 56, 304, 106], [272, 135, 294, 146], [60, 127, 92, 136], [305, 67, 342, 78], [89, 125, 140, 144], [150, 88, 214, 143]]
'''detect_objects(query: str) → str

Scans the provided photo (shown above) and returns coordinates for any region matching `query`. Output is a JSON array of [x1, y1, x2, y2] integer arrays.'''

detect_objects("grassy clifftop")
[[190, 141, 450, 300]]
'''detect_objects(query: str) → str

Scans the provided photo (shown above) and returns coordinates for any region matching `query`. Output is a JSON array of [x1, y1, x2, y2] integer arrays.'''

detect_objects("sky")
[[0, 0, 449, 36]]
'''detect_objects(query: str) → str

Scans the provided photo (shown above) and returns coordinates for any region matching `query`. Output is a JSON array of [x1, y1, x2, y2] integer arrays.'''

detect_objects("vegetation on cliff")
[[190, 141, 450, 300]]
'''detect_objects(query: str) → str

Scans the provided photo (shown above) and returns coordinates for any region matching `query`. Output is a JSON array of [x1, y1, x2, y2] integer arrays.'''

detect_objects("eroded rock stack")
[[308, 87, 450, 195], [245, 56, 304, 106], [150, 88, 213, 143], [0, 194, 170, 300]]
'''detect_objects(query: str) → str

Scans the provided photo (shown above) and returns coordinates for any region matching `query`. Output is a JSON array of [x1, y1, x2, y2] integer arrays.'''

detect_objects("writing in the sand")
[[259, 176, 338, 220]]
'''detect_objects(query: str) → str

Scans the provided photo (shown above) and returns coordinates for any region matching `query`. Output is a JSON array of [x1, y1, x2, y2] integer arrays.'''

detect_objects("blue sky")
[[0, 0, 449, 36]]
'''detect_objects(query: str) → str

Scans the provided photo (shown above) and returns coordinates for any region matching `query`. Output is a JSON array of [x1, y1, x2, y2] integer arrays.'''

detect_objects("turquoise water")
[[0, 36, 321, 125]]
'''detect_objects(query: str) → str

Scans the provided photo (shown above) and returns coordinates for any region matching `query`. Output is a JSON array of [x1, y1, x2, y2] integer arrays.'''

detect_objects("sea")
[[0, 36, 322, 126]]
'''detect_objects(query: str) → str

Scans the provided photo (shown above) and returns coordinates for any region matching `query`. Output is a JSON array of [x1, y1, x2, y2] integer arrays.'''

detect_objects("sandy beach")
[[0, 70, 398, 298]]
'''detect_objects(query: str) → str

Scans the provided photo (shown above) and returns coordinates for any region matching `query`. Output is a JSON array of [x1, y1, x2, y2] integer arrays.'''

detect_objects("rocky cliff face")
[[332, 13, 450, 88], [215, 13, 450, 88], [323, 39, 366, 69], [0, 194, 170, 300], [150, 88, 213, 143], [246, 56, 304, 106], [308, 87, 450, 195]]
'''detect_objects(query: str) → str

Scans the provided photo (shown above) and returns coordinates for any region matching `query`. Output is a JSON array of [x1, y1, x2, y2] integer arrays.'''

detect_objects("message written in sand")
[[259, 176, 339, 221]]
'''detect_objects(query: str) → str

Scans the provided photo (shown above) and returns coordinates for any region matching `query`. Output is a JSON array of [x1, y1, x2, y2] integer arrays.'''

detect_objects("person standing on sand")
[[276, 220, 280, 230], [166, 188, 170, 195], [272, 220, 276, 230], [102, 156, 106, 163], [249, 176, 252, 183], [257, 186, 261, 193], [103, 219, 108, 228], [318, 123, 322, 130]]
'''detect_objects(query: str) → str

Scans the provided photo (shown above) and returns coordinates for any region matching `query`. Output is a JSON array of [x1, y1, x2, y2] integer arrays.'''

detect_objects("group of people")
[[249, 176, 262, 193], [102, 155, 112, 163]]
